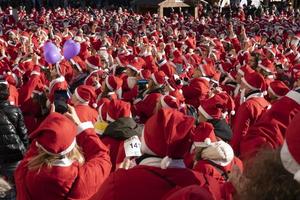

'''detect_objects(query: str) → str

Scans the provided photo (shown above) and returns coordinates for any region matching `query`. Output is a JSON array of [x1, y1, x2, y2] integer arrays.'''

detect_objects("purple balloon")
[[44, 42, 58, 53], [63, 39, 81, 60], [44, 50, 61, 64]]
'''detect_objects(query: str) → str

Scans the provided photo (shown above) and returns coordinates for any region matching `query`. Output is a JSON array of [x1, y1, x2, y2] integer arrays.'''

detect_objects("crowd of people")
[[0, 2, 299, 200]]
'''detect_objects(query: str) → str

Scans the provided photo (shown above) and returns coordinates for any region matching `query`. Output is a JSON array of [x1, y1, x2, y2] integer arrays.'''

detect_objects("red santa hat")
[[30, 113, 77, 156], [151, 71, 166, 86], [280, 113, 300, 183], [237, 65, 254, 76], [86, 55, 102, 70], [257, 59, 275, 73], [105, 75, 123, 91], [192, 122, 216, 147], [268, 80, 290, 97], [74, 85, 96, 104], [140, 69, 151, 80], [141, 109, 194, 169], [292, 64, 300, 80], [106, 99, 131, 122], [160, 95, 180, 109], [197, 63, 216, 77], [127, 57, 144, 73], [70, 56, 87, 72], [4, 71, 19, 86], [198, 93, 231, 120], [241, 72, 266, 92]]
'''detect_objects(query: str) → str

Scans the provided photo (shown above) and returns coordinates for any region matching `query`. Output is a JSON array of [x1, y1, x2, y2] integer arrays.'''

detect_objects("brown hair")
[[27, 144, 84, 172], [236, 149, 300, 200]]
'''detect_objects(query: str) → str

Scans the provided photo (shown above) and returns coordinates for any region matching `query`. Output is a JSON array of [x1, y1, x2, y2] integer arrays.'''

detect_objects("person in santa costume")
[[15, 107, 111, 200], [91, 108, 223, 200], [233, 112, 300, 200], [72, 85, 98, 123], [267, 80, 290, 103], [238, 76, 300, 159], [97, 75, 123, 106], [98, 99, 142, 172], [182, 77, 210, 109], [197, 93, 234, 143], [134, 70, 166, 123], [231, 71, 270, 156]]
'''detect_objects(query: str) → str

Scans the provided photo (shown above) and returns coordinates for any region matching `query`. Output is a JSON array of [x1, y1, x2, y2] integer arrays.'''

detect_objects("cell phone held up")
[[54, 90, 70, 114]]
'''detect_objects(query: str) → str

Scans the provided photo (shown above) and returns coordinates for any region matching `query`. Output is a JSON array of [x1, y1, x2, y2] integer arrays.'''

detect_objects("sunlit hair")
[[236, 149, 300, 200], [27, 144, 84, 172]]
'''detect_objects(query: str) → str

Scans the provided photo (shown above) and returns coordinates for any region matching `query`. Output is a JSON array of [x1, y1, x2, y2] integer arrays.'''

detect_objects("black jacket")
[[0, 101, 28, 163]]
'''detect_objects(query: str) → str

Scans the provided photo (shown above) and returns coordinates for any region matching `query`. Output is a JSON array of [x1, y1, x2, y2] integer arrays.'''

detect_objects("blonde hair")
[[27, 144, 85, 171]]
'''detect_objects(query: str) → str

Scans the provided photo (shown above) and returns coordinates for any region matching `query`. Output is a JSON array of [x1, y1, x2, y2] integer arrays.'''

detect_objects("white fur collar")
[[286, 90, 300, 105]]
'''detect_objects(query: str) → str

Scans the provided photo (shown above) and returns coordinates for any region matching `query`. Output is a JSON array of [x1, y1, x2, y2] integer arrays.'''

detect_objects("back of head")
[[237, 149, 300, 200]]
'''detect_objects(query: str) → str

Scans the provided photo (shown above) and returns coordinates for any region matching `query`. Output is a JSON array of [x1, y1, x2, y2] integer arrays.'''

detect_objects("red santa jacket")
[[231, 92, 270, 156], [122, 76, 138, 102], [90, 160, 222, 200], [8, 84, 19, 106], [15, 122, 111, 200], [193, 157, 243, 184], [75, 104, 98, 124], [101, 137, 125, 172], [134, 92, 162, 123], [239, 90, 300, 159]]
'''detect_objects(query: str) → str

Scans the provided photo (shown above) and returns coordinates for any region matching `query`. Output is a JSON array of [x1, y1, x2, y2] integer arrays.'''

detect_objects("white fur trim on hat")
[[280, 140, 300, 182], [86, 60, 99, 70], [286, 90, 300, 105], [106, 113, 115, 123], [194, 138, 212, 148], [77, 121, 94, 135], [74, 88, 89, 104], [241, 77, 259, 91], [198, 105, 213, 120], [258, 63, 272, 73], [36, 139, 76, 156], [140, 128, 156, 156], [30, 71, 41, 76], [127, 64, 140, 72], [105, 76, 113, 91], [151, 73, 163, 87], [268, 85, 280, 98], [198, 64, 206, 76], [158, 59, 167, 67], [237, 68, 244, 76]]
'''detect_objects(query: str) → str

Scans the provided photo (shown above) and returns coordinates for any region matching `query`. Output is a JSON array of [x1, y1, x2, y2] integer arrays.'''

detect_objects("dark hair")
[[236, 149, 300, 200], [0, 83, 9, 101]]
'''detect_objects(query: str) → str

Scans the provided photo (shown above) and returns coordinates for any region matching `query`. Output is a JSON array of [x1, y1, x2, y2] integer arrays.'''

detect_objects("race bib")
[[124, 135, 142, 157]]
